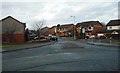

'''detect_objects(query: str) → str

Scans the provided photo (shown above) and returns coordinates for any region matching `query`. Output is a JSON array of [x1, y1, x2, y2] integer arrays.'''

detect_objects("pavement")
[[76, 39, 120, 48], [87, 42, 120, 48], [2, 41, 56, 53]]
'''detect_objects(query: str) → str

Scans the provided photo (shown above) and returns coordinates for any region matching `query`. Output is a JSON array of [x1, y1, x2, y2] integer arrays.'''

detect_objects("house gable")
[[57, 24, 74, 32], [76, 21, 103, 32], [1, 16, 26, 34], [1, 16, 26, 27], [1, 16, 26, 43], [107, 19, 120, 30]]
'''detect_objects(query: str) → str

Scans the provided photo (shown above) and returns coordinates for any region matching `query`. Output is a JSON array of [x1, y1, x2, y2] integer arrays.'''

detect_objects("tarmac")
[[1, 39, 119, 53]]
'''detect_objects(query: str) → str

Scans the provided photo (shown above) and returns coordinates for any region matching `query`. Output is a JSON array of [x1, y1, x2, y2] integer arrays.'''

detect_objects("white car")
[[89, 35, 95, 39]]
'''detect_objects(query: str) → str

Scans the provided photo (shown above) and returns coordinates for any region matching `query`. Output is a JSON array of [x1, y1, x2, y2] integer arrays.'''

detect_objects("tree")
[[25, 28, 29, 42], [57, 24, 60, 27], [33, 20, 45, 41]]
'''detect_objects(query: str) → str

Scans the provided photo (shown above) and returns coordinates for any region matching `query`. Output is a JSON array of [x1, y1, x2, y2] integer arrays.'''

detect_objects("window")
[[89, 27, 91, 29], [109, 27, 112, 29], [60, 28, 61, 30], [64, 28, 66, 31]]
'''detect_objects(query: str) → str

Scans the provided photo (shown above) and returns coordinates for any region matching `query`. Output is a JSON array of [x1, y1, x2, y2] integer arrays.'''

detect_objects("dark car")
[[50, 36, 58, 41]]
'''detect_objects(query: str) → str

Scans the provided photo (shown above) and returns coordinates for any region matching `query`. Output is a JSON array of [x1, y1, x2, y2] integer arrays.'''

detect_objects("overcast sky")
[[0, 0, 119, 29]]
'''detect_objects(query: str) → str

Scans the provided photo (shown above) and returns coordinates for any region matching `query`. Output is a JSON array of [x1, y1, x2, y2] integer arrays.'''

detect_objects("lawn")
[[0, 45, 13, 48], [1, 42, 32, 49], [112, 42, 120, 45], [1, 39, 51, 49]]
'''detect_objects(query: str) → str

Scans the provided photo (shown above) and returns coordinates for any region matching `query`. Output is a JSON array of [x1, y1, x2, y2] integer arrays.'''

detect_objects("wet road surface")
[[2, 38, 119, 71]]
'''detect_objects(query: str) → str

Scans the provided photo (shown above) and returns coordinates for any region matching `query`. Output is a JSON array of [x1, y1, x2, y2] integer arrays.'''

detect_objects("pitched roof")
[[0, 16, 26, 27], [76, 21, 103, 27], [58, 24, 74, 28], [106, 19, 120, 26], [50, 26, 56, 29], [40, 27, 49, 33]]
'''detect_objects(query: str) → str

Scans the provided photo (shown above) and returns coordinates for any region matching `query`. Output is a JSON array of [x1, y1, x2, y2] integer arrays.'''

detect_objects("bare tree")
[[33, 20, 45, 41]]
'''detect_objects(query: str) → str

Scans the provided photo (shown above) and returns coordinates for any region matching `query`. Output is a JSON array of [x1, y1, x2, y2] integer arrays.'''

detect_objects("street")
[[2, 38, 119, 71]]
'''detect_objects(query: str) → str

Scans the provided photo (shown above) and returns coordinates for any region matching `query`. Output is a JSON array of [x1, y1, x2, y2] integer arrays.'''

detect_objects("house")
[[48, 24, 74, 37], [76, 21, 104, 38], [106, 19, 120, 34], [1, 16, 26, 44], [40, 26, 49, 36], [95, 27, 108, 38], [56, 24, 74, 37], [49, 26, 57, 36], [106, 19, 120, 39]]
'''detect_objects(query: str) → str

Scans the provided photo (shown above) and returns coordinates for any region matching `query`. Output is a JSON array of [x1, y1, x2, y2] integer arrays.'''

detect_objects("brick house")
[[40, 26, 49, 36], [95, 27, 108, 38], [56, 24, 74, 37], [76, 21, 104, 38], [1, 16, 26, 44], [49, 26, 57, 36]]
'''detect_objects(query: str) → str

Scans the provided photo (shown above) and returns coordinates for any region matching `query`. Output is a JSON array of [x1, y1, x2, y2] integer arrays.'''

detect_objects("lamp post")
[[71, 16, 76, 40]]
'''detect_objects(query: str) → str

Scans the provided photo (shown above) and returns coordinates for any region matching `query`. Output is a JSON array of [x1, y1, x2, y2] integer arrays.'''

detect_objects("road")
[[2, 38, 119, 71]]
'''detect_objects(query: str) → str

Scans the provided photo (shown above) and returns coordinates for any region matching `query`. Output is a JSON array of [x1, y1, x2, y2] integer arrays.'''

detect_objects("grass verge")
[[112, 42, 120, 45], [2, 39, 50, 49], [0, 45, 12, 48]]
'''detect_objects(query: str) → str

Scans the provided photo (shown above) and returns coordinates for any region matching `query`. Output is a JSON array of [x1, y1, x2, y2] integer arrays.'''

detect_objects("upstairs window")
[[89, 27, 91, 29], [109, 27, 112, 29], [59, 28, 61, 30]]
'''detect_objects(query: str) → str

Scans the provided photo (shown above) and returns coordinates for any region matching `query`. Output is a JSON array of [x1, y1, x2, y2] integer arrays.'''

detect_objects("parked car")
[[89, 35, 98, 39], [51, 36, 58, 41], [89, 35, 96, 39], [48, 34, 58, 41]]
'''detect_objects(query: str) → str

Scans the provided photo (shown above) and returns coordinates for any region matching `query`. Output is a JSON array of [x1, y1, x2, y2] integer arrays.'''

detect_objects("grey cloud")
[[1, 2, 118, 29], [44, 2, 118, 26], [72, 2, 118, 23]]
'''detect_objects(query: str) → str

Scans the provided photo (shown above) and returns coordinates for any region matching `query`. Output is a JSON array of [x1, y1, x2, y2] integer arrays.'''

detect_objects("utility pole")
[[71, 16, 76, 40]]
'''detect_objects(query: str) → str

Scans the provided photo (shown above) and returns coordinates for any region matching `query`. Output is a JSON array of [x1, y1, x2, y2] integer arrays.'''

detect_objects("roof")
[[58, 24, 74, 28], [41, 26, 49, 30], [106, 19, 120, 26], [76, 21, 103, 27], [50, 26, 56, 29], [0, 16, 26, 27], [40, 27, 49, 33], [49, 24, 74, 30]]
